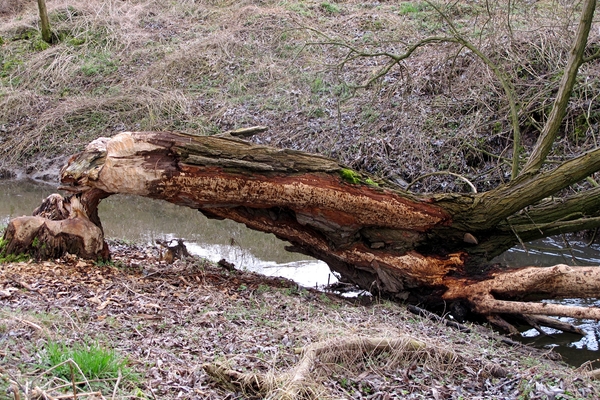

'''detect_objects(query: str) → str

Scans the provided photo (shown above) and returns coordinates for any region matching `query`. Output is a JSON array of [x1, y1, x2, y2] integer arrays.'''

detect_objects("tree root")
[[444, 265, 600, 327], [203, 335, 506, 399], [521, 315, 585, 336]]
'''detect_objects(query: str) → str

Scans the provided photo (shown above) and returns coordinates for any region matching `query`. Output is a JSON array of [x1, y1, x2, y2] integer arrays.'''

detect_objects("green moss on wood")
[[340, 169, 380, 187], [340, 168, 361, 184]]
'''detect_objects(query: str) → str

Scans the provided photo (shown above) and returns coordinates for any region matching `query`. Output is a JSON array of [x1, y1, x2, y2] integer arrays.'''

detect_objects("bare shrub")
[[0, 0, 598, 191], [0, 0, 26, 16]]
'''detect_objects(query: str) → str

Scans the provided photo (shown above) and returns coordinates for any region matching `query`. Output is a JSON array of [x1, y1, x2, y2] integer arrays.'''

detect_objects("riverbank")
[[2, 0, 599, 193], [1, 240, 598, 399]]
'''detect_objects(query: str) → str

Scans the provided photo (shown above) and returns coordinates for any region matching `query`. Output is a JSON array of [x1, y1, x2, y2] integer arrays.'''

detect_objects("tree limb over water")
[[3, 0, 600, 333], [4, 128, 598, 329]]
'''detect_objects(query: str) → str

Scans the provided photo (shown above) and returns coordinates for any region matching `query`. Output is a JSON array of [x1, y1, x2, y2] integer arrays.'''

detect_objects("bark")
[[521, 0, 597, 175], [4, 130, 600, 329], [2, 191, 109, 260], [7, 130, 588, 328], [37, 0, 52, 44]]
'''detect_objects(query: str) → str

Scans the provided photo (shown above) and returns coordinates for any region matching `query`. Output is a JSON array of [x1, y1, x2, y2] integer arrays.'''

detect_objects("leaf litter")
[[0, 240, 598, 399]]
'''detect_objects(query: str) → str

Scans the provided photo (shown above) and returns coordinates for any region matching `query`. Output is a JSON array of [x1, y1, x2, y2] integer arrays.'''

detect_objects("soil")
[[1, 240, 599, 399]]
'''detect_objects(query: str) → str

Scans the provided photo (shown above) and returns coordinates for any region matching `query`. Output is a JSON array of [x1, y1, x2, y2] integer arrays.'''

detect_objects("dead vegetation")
[[1, 242, 599, 399], [0, 0, 598, 192]]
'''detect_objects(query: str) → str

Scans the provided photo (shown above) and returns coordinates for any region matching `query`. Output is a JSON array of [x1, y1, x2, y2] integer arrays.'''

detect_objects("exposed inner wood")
[[5, 131, 600, 330]]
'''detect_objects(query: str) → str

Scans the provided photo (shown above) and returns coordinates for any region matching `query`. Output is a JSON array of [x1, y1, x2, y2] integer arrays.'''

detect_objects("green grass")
[[79, 52, 118, 77], [397, 2, 430, 16], [41, 340, 137, 390], [320, 2, 340, 14], [0, 237, 30, 263]]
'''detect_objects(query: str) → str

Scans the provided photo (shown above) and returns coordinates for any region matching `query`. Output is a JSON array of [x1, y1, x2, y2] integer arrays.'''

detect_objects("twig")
[[69, 362, 77, 400], [13, 316, 47, 335], [51, 378, 117, 392], [426, 0, 522, 179], [587, 369, 600, 380], [111, 370, 122, 400], [586, 227, 598, 247], [49, 392, 104, 399], [220, 125, 268, 138], [36, 359, 92, 392], [406, 171, 477, 193]]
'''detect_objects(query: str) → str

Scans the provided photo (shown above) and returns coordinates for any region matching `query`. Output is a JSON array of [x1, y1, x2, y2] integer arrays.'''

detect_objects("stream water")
[[1, 179, 600, 366]]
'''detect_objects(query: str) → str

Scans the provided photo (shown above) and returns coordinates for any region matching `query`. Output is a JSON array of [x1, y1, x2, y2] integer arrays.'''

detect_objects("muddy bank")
[[0, 155, 67, 183]]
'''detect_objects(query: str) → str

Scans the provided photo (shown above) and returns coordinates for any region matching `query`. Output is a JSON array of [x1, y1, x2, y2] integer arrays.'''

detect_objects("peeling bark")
[[5, 131, 600, 329]]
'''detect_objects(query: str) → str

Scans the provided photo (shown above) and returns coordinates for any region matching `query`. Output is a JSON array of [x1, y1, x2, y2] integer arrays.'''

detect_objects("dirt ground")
[[0, 240, 598, 399]]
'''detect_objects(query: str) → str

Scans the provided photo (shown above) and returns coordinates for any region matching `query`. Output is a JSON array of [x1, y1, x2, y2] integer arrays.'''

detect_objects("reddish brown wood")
[[5, 131, 600, 328]]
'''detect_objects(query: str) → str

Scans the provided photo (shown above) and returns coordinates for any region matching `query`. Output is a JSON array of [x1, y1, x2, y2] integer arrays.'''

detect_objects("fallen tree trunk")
[[4, 131, 600, 329]]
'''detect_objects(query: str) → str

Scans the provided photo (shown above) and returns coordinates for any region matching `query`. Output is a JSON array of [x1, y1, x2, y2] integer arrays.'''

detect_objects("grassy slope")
[[1, 0, 598, 190]]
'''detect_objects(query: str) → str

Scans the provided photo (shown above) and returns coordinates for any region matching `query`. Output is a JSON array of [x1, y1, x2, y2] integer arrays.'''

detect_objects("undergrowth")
[[0, 0, 598, 192], [0, 237, 29, 263]]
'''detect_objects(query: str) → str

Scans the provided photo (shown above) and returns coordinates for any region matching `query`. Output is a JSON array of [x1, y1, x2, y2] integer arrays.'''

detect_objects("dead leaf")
[[0, 287, 18, 298], [98, 299, 112, 310]]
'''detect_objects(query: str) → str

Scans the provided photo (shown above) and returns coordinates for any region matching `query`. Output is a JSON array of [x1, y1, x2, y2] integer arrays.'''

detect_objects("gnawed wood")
[[57, 132, 600, 324], [5, 131, 600, 330], [2, 190, 109, 260]]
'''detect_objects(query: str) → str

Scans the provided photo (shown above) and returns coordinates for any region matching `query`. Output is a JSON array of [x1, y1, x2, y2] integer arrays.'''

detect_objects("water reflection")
[[0, 180, 334, 288], [0, 180, 57, 225], [495, 238, 600, 267]]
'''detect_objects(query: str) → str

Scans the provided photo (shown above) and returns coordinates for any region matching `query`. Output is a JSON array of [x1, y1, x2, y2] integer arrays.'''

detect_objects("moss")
[[340, 169, 380, 187], [68, 37, 86, 46], [340, 168, 362, 184], [32, 38, 50, 51], [364, 178, 379, 187]]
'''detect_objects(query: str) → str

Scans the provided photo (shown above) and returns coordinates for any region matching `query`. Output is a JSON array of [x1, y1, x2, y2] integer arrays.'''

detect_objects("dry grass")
[[2, 244, 598, 399], [0, 0, 23, 16], [0, 0, 599, 191]]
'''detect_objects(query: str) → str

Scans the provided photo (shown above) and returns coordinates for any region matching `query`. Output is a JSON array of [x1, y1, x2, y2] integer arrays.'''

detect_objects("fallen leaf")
[[0, 287, 18, 298]]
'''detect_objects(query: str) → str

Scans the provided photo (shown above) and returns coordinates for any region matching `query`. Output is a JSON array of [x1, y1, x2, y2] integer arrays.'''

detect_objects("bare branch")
[[426, 0, 522, 179], [521, 0, 597, 175], [407, 171, 477, 193], [305, 34, 458, 89], [453, 147, 600, 229], [511, 186, 600, 226], [583, 48, 600, 63]]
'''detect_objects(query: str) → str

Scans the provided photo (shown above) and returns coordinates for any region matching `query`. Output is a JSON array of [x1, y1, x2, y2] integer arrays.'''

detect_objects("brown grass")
[[2, 246, 597, 399], [0, 0, 599, 191], [0, 0, 25, 16]]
